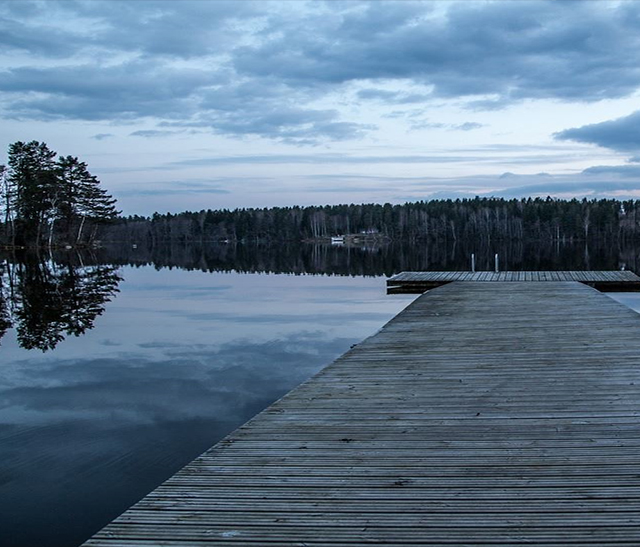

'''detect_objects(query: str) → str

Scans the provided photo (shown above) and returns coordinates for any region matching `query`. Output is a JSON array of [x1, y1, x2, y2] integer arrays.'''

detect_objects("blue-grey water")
[[2, 244, 640, 547], [0, 262, 415, 547]]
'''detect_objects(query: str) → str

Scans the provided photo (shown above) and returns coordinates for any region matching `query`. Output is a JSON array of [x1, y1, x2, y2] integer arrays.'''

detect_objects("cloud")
[[0, 60, 219, 120], [491, 178, 640, 199], [409, 120, 446, 131], [0, 2, 374, 144], [0, 0, 263, 59], [81, 0, 264, 59], [117, 180, 230, 198], [130, 130, 180, 138], [302, 169, 640, 201], [168, 153, 483, 167], [464, 97, 512, 111], [554, 110, 640, 153], [428, 170, 640, 200], [452, 122, 484, 131], [0, 60, 368, 143], [91, 133, 113, 140], [0, 1, 92, 58], [404, 117, 484, 132], [3, 1, 640, 147], [581, 164, 640, 178], [193, 105, 372, 143], [234, 1, 640, 103], [356, 89, 400, 101], [356, 88, 431, 104], [187, 81, 375, 143]]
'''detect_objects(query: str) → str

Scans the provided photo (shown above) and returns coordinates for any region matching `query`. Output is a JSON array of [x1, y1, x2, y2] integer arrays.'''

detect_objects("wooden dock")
[[387, 270, 640, 293], [85, 281, 640, 546]]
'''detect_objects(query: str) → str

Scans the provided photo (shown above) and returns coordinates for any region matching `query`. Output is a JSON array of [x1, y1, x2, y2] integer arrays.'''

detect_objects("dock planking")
[[85, 281, 640, 546], [387, 270, 640, 293]]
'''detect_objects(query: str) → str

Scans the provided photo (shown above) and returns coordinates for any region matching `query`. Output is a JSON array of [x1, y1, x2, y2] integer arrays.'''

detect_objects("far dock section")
[[86, 281, 640, 546], [388, 269, 640, 293]]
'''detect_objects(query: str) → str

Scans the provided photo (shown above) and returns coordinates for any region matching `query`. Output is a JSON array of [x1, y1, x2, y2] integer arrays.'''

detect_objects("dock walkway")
[[86, 281, 640, 545], [387, 270, 640, 292]]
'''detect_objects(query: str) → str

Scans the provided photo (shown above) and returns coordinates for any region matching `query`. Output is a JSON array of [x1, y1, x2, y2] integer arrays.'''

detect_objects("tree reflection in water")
[[0, 256, 122, 351], [1, 236, 635, 350]]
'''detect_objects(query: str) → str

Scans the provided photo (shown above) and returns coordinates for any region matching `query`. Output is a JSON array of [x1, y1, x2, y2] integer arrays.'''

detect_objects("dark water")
[[1, 240, 640, 546], [0, 249, 415, 547], [93, 238, 640, 274]]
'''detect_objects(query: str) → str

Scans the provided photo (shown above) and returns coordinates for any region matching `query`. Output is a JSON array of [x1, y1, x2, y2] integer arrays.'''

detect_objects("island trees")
[[0, 141, 119, 248]]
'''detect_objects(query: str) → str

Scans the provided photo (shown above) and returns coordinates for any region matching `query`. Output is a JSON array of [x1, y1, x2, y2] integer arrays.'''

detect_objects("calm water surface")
[[0, 262, 414, 547], [2, 244, 640, 547]]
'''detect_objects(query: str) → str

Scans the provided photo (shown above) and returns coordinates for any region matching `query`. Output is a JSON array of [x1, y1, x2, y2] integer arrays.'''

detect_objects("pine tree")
[[76, 172, 119, 244], [56, 155, 119, 244], [0, 164, 13, 245], [8, 141, 57, 246]]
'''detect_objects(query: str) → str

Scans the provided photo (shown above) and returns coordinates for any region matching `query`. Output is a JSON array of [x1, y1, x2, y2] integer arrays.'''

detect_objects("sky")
[[1, 0, 640, 216]]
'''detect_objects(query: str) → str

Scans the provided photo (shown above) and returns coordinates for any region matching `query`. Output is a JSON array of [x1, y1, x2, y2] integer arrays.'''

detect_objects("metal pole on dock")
[[494, 253, 499, 273], [471, 253, 476, 273]]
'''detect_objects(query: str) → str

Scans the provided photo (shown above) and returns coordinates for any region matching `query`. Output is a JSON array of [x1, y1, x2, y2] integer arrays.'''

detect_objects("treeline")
[[0, 141, 119, 248], [102, 198, 640, 244]]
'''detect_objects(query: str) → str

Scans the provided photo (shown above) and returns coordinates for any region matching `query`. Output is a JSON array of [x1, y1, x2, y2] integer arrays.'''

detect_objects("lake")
[[0, 249, 416, 547], [1, 241, 640, 546]]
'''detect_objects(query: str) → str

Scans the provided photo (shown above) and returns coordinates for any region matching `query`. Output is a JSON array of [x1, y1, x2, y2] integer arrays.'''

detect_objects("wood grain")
[[387, 270, 640, 293]]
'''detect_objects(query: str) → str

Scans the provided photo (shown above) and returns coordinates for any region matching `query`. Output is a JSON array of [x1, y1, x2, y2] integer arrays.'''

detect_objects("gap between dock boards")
[[84, 281, 640, 546]]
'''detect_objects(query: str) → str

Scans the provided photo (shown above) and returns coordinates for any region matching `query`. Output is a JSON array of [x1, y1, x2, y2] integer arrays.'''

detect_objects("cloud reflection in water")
[[0, 266, 414, 547]]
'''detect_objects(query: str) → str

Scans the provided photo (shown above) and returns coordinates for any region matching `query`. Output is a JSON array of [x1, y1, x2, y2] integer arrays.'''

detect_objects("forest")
[[3, 141, 640, 249], [102, 197, 640, 245]]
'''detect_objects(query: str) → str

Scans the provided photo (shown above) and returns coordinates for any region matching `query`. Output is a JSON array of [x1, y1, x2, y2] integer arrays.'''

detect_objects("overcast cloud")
[[555, 111, 640, 153], [1, 0, 639, 214]]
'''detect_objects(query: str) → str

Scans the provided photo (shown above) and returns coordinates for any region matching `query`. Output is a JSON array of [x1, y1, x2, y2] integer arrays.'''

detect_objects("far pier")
[[86, 273, 640, 546], [388, 269, 640, 293]]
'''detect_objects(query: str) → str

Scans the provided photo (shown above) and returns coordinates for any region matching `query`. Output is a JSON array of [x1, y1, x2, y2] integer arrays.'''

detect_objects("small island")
[[1, 141, 119, 250]]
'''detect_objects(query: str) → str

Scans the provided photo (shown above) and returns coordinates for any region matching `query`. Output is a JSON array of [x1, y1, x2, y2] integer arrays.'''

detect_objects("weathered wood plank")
[[84, 281, 640, 545], [386, 270, 640, 293]]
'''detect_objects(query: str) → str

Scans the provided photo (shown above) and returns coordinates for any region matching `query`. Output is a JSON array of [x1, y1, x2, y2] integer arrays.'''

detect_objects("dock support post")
[[471, 253, 476, 273], [494, 253, 499, 273]]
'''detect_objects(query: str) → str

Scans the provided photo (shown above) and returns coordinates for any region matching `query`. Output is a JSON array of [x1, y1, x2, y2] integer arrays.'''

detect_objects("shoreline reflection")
[[0, 256, 122, 351]]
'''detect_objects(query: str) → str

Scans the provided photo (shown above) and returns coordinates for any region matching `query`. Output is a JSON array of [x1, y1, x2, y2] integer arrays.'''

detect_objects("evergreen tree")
[[2, 141, 120, 247], [57, 155, 120, 244], [0, 164, 13, 244], [7, 141, 57, 246]]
